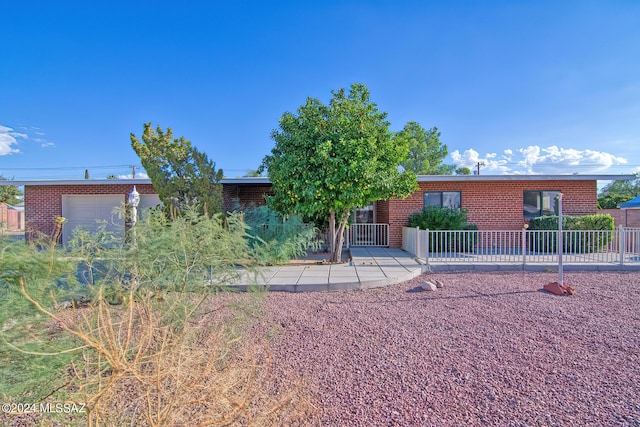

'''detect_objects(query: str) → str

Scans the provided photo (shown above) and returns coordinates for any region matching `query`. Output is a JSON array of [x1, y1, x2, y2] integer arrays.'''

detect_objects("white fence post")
[[619, 226, 625, 266], [416, 226, 420, 259], [522, 227, 527, 268], [386, 224, 390, 247], [425, 228, 430, 267]]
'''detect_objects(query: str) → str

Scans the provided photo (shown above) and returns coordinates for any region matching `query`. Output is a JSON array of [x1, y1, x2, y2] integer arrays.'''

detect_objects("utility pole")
[[130, 165, 136, 179], [475, 161, 485, 175]]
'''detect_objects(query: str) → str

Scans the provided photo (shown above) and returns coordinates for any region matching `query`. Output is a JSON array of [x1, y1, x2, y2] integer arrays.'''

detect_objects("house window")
[[354, 203, 375, 224], [424, 191, 461, 209], [523, 190, 561, 217]]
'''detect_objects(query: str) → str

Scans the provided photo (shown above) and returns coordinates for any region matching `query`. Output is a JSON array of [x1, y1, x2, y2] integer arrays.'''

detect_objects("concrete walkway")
[[228, 248, 640, 293], [229, 247, 423, 292]]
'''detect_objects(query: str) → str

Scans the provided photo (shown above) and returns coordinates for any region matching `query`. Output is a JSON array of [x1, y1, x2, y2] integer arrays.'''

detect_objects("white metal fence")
[[348, 223, 389, 247], [317, 223, 390, 248], [402, 226, 640, 266]]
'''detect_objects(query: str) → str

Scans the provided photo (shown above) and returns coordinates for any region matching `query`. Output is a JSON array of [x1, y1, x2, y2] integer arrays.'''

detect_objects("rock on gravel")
[[420, 281, 437, 291], [249, 271, 640, 426]]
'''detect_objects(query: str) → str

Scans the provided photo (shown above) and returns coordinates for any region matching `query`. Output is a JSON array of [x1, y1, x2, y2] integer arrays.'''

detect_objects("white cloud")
[[0, 125, 56, 152], [117, 172, 149, 179], [35, 138, 55, 148], [0, 125, 26, 155], [516, 145, 627, 174], [450, 148, 511, 174], [451, 145, 628, 175]]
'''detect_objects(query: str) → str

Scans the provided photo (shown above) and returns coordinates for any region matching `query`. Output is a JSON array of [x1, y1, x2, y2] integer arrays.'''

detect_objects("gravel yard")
[[254, 271, 640, 426]]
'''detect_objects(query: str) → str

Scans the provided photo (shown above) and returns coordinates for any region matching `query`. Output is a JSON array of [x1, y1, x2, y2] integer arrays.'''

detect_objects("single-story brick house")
[[3, 174, 634, 247]]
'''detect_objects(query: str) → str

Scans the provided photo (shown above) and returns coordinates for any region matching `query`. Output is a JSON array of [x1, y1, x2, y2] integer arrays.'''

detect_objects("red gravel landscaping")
[[255, 271, 640, 426]]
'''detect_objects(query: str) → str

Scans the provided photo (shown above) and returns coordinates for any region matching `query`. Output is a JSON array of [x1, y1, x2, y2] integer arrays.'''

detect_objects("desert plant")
[[122, 208, 251, 293], [0, 234, 82, 403], [243, 206, 321, 265], [1, 212, 318, 426]]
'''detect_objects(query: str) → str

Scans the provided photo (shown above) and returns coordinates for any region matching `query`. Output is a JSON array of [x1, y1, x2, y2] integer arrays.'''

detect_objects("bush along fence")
[[402, 226, 640, 267]]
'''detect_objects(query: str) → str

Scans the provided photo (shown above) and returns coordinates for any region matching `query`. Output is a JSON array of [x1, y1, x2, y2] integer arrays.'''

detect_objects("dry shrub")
[[6, 213, 318, 426], [20, 281, 318, 426]]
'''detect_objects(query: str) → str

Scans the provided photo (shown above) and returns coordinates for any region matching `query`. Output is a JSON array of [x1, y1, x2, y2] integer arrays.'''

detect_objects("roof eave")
[[416, 174, 636, 182]]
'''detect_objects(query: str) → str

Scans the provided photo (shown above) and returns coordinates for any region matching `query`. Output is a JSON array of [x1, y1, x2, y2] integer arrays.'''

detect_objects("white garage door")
[[62, 195, 125, 245], [138, 194, 162, 219]]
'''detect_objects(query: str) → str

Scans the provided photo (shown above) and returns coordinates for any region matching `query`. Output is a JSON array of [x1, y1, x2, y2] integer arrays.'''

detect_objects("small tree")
[[597, 177, 640, 208], [396, 122, 454, 175], [0, 175, 22, 205], [455, 167, 472, 175], [131, 123, 223, 216], [262, 83, 417, 262]]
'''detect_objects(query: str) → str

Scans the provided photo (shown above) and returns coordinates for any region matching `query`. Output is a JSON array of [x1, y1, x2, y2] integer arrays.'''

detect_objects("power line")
[[0, 165, 135, 171]]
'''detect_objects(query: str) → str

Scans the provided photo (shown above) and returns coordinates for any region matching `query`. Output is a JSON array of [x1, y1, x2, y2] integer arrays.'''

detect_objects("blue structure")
[[620, 195, 640, 209]]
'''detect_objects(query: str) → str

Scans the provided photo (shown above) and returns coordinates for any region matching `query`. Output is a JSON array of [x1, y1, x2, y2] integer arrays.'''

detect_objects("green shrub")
[[243, 206, 321, 265], [527, 214, 615, 253], [408, 207, 478, 252], [1, 210, 315, 425], [408, 206, 470, 230]]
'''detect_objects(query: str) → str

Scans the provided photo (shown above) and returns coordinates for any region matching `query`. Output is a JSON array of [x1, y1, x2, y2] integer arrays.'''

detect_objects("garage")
[[138, 194, 162, 217], [61, 195, 125, 245]]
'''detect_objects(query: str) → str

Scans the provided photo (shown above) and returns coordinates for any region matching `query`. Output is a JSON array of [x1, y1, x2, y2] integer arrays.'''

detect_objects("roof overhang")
[[0, 179, 154, 186], [219, 177, 271, 185], [416, 174, 636, 182], [1, 174, 634, 186], [0, 177, 273, 187]]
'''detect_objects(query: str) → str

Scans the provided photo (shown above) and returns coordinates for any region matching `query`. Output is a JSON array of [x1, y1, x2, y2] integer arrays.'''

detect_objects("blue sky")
[[1, 1, 639, 180]]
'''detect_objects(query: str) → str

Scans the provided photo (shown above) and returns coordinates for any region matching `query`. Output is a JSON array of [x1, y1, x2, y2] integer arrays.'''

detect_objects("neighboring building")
[[0, 202, 25, 231], [2, 174, 634, 247], [620, 195, 640, 209], [596, 195, 640, 228]]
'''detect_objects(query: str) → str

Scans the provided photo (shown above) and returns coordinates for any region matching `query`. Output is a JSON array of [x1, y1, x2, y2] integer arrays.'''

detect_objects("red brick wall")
[[375, 200, 389, 224], [387, 180, 597, 247], [25, 184, 157, 240], [222, 185, 273, 211], [598, 208, 640, 228], [24, 180, 603, 247]]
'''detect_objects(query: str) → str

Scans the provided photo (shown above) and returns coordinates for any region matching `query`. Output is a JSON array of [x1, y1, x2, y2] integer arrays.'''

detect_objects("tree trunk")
[[329, 211, 336, 258], [330, 210, 351, 263]]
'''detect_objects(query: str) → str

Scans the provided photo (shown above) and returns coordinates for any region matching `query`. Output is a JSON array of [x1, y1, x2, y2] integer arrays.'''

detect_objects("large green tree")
[[131, 123, 223, 216], [597, 177, 640, 208], [395, 122, 455, 175], [262, 83, 418, 262], [0, 175, 22, 205]]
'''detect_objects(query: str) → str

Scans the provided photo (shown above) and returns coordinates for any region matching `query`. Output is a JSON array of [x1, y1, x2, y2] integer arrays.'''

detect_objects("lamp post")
[[128, 185, 140, 227]]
